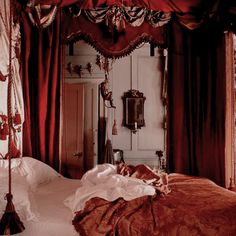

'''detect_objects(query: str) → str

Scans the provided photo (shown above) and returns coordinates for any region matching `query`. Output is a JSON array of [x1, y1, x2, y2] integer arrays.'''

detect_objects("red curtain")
[[167, 20, 226, 186], [21, 11, 62, 170]]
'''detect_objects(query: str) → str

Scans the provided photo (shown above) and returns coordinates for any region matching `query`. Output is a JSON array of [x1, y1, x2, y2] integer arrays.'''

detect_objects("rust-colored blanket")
[[72, 174, 236, 236]]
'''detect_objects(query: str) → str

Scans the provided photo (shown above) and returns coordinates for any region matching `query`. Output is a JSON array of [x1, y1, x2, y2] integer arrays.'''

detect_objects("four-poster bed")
[[0, 160, 236, 235], [1, 0, 236, 235], [19, 0, 236, 187]]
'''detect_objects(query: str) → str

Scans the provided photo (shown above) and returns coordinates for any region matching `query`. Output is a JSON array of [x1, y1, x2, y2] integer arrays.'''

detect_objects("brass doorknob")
[[73, 152, 83, 158]]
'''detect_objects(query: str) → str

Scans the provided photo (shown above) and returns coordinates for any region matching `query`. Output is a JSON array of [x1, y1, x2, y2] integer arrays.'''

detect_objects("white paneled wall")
[[64, 41, 165, 168], [110, 45, 165, 167]]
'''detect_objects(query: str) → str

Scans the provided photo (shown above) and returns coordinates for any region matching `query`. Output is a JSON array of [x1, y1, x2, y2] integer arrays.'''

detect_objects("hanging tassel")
[[0, 123, 9, 140], [8, 140, 21, 159], [2, 123, 9, 135], [0, 70, 7, 81], [112, 109, 118, 135], [0, 193, 25, 235], [0, 132, 7, 140], [13, 111, 21, 125], [112, 119, 118, 135]]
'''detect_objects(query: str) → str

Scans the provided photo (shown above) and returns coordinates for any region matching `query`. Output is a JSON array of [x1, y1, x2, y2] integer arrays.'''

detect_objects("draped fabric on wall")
[[167, 20, 226, 187], [21, 11, 61, 170]]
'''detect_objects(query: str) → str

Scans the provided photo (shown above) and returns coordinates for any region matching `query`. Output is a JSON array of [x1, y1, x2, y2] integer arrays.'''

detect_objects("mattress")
[[14, 177, 81, 236]]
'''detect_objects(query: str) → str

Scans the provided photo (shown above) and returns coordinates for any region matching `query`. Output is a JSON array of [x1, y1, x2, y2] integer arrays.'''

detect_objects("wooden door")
[[62, 83, 84, 179]]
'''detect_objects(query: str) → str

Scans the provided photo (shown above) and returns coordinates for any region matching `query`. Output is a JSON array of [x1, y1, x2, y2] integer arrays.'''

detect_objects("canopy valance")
[[20, 0, 236, 57], [23, 0, 217, 12], [62, 6, 170, 57]]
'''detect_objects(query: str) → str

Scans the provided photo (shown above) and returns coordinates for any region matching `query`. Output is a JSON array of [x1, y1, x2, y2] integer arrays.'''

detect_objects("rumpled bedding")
[[64, 164, 168, 212], [72, 172, 236, 236], [117, 163, 170, 194]]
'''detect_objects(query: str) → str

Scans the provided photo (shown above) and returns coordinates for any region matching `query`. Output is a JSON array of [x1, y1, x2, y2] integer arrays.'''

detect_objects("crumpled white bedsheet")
[[64, 164, 156, 213], [12, 177, 81, 236]]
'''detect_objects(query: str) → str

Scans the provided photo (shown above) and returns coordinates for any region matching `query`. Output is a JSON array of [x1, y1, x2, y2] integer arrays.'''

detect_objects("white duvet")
[[64, 164, 156, 213]]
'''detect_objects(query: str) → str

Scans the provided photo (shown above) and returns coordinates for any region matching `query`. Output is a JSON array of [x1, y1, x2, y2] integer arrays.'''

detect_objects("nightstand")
[[228, 178, 236, 192]]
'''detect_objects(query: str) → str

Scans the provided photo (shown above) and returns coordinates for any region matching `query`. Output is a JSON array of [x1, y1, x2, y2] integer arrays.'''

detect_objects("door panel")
[[84, 83, 99, 170], [62, 83, 84, 179]]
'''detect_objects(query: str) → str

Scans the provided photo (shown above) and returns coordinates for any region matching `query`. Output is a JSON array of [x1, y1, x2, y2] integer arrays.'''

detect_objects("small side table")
[[228, 178, 236, 192]]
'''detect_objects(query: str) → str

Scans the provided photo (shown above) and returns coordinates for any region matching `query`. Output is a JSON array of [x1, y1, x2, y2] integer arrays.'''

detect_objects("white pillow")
[[0, 169, 38, 221], [18, 157, 62, 190]]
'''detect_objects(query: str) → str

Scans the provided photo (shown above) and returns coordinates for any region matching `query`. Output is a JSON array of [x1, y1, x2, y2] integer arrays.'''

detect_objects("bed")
[[65, 163, 236, 236], [0, 157, 81, 236], [1, 158, 236, 236]]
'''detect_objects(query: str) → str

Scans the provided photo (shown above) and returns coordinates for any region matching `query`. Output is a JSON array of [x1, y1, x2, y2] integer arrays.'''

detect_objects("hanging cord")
[[112, 107, 118, 135], [7, 0, 13, 198], [0, 0, 25, 234]]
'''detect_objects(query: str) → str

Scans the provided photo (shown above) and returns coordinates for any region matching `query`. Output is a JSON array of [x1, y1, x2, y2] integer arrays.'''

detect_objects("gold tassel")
[[112, 119, 118, 135], [112, 108, 118, 135]]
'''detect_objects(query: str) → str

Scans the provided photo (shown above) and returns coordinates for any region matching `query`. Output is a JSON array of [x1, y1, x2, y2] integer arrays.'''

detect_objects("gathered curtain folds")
[[27, 4, 58, 29], [62, 7, 170, 57], [28, 0, 217, 12], [21, 10, 61, 170], [74, 7, 170, 28], [167, 20, 226, 187], [25, 0, 222, 30]]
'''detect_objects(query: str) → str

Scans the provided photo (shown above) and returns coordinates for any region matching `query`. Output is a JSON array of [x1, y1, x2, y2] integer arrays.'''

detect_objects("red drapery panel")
[[21, 11, 61, 170], [167, 21, 226, 187]]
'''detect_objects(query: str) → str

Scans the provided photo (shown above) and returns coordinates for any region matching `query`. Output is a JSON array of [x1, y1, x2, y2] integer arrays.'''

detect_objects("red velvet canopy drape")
[[167, 20, 226, 186], [21, 11, 61, 170]]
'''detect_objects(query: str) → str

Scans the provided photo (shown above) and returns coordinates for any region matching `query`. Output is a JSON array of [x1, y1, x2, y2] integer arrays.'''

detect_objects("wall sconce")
[[122, 89, 146, 134]]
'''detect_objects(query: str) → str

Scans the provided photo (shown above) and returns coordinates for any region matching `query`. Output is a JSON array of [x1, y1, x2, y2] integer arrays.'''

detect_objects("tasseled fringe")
[[0, 193, 25, 235], [10, 140, 21, 159], [5, 140, 21, 159], [13, 112, 21, 125]]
